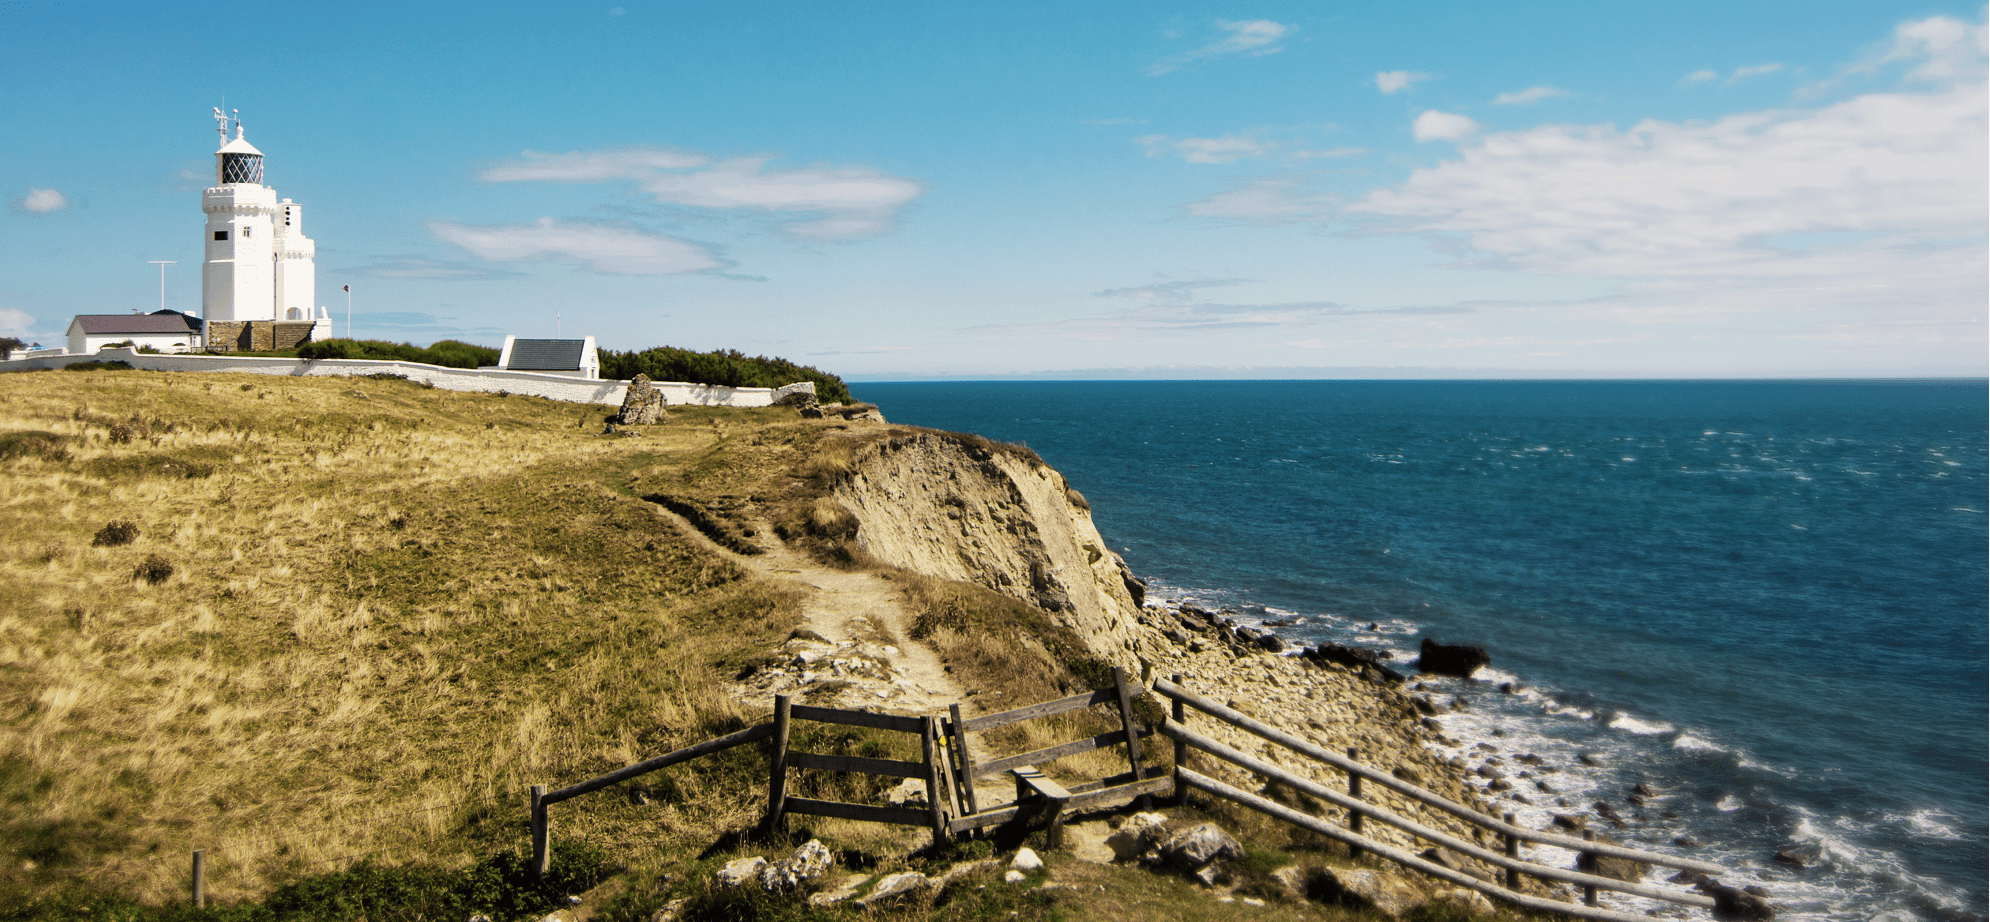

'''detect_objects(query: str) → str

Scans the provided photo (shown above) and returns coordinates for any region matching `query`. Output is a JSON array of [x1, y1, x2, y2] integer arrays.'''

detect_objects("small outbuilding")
[[67, 311, 203, 355], [496, 335, 599, 380]]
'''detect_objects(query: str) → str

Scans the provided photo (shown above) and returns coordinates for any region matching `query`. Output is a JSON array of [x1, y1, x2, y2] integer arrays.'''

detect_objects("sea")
[[855, 380, 1988, 922]]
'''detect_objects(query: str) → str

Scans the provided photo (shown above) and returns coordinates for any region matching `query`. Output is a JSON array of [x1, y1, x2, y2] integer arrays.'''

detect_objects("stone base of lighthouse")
[[204, 318, 332, 353]]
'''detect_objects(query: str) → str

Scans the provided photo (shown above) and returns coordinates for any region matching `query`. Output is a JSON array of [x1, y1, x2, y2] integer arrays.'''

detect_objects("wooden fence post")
[[1582, 829, 1598, 906], [530, 784, 549, 883], [1346, 748, 1364, 861], [1171, 674, 1187, 806], [920, 716, 949, 847], [190, 849, 205, 909], [948, 703, 980, 817], [1503, 812, 1520, 890], [1111, 667, 1150, 810], [767, 695, 792, 836]]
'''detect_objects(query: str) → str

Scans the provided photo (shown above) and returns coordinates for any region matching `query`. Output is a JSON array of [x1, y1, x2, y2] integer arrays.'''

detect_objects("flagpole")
[[344, 285, 351, 339]]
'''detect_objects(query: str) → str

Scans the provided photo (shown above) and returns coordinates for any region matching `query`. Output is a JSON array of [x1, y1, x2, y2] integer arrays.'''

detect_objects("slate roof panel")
[[72, 314, 199, 334], [507, 339, 586, 371]]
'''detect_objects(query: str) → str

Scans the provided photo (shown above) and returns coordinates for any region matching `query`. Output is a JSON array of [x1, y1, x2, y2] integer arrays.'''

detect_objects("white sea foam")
[[1672, 733, 1721, 752], [1475, 666, 1523, 686], [1607, 713, 1675, 735], [1904, 809, 1964, 841], [1716, 794, 1742, 812]]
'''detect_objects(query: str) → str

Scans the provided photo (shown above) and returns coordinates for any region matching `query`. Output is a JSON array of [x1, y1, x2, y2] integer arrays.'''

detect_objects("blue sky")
[[2, 1, 1983, 378]]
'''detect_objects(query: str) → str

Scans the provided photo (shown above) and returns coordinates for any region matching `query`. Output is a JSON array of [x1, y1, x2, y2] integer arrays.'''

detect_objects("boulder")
[[1575, 833, 1651, 882], [1773, 845, 1822, 869], [855, 871, 931, 907], [1416, 639, 1491, 678], [1306, 642, 1388, 671], [1418, 847, 1490, 882], [1160, 823, 1243, 870], [715, 856, 766, 888], [886, 777, 929, 808], [1696, 878, 1776, 920], [617, 374, 666, 425], [1312, 867, 1427, 919], [759, 839, 833, 893], [1106, 812, 1171, 861], [1253, 632, 1287, 653], [1269, 865, 1311, 900], [1011, 848, 1044, 872]]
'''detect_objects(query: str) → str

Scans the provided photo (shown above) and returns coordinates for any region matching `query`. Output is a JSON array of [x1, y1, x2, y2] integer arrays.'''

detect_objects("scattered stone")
[[1773, 845, 1823, 869], [1313, 867, 1427, 918], [1418, 847, 1490, 882], [759, 839, 833, 893], [1003, 869, 1027, 884], [1253, 633, 1286, 653], [1744, 885, 1771, 897], [649, 898, 687, 922], [1634, 782, 1657, 797], [1416, 639, 1492, 678], [1676, 836, 1704, 848], [1578, 752, 1604, 767], [1514, 753, 1543, 765], [1593, 801, 1623, 822], [887, 777, 929, 808], [1270, 865, 1311, 900], [934, 859, 999, 889], [1106, 812, 1171, 861], [1489, 778, 1514, 792], [1241, 896, 1267, 907], [807, 875, 869, 907], [1551, 814, 1587, 832], [855, 872, 932, 907], [1696, 877, 1777, 920], [715, 856, 767, 888], [1011, 848, 1045, 872], [1160, 824, 1243, 870]]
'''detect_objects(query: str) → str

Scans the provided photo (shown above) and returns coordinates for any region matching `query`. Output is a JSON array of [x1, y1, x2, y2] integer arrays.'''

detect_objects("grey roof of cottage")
[[506, 339, 588, 371], [70, 314, 200, 334]]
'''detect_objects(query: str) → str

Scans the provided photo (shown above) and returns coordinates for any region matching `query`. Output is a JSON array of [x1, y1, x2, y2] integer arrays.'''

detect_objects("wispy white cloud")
[[973, 278, 1462, 340], [1182, 179, 1339, 225], [429, 218, 727, 275], [1492, 86, 1570, 105], [1149, 19, 1294, 75], [480, 146, 922, 240], [354, 256, 524, 281], [12, 187, 69, 214], [1136, 133, 1266, 164], [0, 308, 34, 335], [1683, 63, 1787, 86], [1375, 70, 1432, 94], [1094, 278, 1252, 301], [1347, 20, 1986, 329], [1850, 13, 1988, 83], [1412, 110, 1480, 142]]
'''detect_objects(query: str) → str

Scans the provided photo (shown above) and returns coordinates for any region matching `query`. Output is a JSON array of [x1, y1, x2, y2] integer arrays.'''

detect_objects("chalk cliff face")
[[833, 433, 1145, 670]]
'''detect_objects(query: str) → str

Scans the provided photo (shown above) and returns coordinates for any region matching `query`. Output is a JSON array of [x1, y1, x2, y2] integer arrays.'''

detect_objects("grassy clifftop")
[[0, 369, 872, 911]]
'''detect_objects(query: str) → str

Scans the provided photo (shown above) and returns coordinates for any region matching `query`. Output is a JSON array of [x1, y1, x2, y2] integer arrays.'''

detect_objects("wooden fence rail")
[[531, 722, 776, 881], [1155, 676, 1725, 918]]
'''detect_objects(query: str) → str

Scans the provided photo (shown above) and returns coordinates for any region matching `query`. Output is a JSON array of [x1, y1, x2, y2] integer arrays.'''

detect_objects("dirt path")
[[651, 503, 965, 715]]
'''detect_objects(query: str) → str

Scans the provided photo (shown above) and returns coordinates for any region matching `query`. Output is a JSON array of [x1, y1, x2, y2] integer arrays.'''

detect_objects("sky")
[[1, 1, 1984, 379]]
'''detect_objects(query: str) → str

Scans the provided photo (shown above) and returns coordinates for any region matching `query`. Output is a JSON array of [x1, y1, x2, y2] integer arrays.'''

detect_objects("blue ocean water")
[[856, 380, 1988, 922]]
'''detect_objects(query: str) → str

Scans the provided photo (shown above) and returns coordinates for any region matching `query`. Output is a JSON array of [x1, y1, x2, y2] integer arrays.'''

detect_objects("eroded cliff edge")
[[827, 430, 1530, 884], [833, 432, 1149, 673]]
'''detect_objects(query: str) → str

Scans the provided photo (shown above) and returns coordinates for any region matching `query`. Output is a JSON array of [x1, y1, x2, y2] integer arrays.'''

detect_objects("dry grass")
[[0, 372, 826, 905]]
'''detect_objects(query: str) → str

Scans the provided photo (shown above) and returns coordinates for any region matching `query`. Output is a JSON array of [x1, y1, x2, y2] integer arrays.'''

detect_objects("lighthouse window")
[[214, 231, 228, 241], [242, 228, 252, 238]]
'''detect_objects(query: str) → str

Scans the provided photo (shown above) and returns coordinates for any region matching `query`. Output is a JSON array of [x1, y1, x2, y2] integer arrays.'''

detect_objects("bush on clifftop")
[[599, 346, 852, 403], [296, 338, 500, 369]]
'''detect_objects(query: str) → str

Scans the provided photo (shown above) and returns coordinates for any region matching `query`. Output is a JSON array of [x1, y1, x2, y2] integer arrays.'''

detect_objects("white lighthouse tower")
[[201, 109, 326, 331]]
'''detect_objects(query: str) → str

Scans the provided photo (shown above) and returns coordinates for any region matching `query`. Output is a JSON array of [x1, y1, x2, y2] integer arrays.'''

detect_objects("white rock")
[[760, 839, 834, 893], [1011, 847, 1044, 872], [715, 855, 767, 888], [1004, 869, 1027, 883], [855, 871, 931, 907], [1242, 897, 1267, 907]]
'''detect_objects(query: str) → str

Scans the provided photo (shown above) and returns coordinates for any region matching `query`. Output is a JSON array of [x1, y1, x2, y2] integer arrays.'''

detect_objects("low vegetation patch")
[[600, 346, 853, 404]]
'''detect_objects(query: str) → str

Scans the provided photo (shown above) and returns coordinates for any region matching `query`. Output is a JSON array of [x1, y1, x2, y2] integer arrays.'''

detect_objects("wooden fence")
[[1156, 676, 1726, 922], [522, 670, 1733, 922]]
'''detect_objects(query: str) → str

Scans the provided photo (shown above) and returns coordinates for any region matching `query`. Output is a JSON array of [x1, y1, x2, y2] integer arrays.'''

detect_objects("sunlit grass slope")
[[0, 369, 853, 906]]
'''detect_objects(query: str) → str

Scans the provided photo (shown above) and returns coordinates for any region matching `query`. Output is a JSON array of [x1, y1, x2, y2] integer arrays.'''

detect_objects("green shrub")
[[297, 339, 499, 370], [599, 347, 852, 403], [133, 554, 173, 584], [62, 361, 133, 372]]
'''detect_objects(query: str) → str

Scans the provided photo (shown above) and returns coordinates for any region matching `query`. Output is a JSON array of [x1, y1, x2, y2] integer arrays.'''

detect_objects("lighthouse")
[[200, 109, 327, 333]]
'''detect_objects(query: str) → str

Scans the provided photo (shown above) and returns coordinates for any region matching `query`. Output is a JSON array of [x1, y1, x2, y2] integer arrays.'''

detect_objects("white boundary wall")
[[0, 348, 814, 409]]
